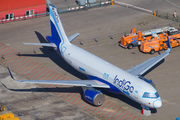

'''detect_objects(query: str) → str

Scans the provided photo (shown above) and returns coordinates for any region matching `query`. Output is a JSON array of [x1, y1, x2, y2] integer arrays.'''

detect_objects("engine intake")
[[82, 86, 105, 106]]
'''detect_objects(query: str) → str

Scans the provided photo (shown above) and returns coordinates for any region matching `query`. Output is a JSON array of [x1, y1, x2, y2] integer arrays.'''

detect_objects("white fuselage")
[[58, 42, 162, 109]]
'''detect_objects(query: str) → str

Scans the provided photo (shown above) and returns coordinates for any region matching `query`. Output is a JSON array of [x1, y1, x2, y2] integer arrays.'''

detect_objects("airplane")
[[7, 4, 172, 115]]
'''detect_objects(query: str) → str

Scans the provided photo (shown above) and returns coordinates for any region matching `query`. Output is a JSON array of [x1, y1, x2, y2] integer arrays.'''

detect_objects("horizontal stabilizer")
[[23, 43, 57, 47], [68, 33, 80, 42]]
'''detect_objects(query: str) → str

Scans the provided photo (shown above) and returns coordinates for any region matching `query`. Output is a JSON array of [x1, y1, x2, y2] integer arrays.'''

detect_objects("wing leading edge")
[[127, 36, 172, 76], [7, 67, 110, 88]]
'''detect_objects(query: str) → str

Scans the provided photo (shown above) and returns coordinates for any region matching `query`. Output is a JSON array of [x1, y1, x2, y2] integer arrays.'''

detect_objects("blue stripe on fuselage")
[[87, 75, 121, 94], [87, 75, 133, 99]]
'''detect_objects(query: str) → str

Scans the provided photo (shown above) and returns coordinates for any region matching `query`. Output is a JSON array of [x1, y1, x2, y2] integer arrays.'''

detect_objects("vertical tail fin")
[[49, 5, 70, 44]]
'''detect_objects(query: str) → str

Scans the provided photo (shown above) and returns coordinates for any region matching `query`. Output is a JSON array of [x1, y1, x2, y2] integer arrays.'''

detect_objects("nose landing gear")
[[141, 105, 151, 116]]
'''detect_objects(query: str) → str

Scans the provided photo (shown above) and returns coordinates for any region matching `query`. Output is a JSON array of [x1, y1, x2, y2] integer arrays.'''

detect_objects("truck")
[[119, 26, 178, 49], [140, 33, 180, 54]]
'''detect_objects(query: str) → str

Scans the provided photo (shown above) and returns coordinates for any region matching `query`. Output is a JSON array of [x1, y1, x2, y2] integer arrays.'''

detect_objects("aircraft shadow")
[[18, 54, 49, 57], [100, 89, 157, 113], [142, 59, 164, 77], [100, 89, 142, 110], [0, 80, 81, 93], [1, 80, 97, 107]]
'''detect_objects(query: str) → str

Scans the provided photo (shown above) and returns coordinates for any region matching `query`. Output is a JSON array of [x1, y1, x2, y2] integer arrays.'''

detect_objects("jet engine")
[[82, 86, 105, 106]]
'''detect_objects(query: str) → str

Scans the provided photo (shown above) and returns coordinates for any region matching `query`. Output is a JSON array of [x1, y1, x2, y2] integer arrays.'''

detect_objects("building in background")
[[0, 0, 46, 23]]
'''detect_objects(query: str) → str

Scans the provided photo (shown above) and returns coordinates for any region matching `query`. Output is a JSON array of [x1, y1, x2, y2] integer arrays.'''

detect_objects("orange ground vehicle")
[[119, 27, 178, 49], [120, 29, 152, 49], [169, 33, 180, 47], [140, 33, 180, 54]]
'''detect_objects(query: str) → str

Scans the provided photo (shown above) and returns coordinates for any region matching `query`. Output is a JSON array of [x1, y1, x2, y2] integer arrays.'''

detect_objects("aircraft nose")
[[153, 99, 162, 108]]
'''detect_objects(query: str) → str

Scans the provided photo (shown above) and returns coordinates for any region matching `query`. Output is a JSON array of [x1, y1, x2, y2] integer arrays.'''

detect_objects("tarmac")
[[0, 0, 180, 120], [0, 66, 97, 120]]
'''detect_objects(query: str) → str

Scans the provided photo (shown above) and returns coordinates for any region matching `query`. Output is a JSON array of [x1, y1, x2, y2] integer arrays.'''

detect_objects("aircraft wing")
[[126, 37, 172, 76], [68, 33, 80, 42], [7, 67, 110, 88]]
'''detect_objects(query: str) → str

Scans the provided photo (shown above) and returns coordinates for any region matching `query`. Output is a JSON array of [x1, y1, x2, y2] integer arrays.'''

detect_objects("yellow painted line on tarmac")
[[166, 96, 180, 101], [162, 97, 180, 106]]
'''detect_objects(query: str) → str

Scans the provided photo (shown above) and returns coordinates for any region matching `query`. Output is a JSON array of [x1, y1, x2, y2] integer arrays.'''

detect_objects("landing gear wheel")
[[127, 44, 133, 49], [150, 49, 155, 54]]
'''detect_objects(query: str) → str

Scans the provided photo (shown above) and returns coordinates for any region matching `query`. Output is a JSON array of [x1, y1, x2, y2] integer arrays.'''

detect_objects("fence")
[[0, 0, 111, 24], [155, 10, 179, 22], [115, 1, 153, 14], [115, 1, 180, 23], [58, 1, 111, 12], [0, 11, 47, 24]]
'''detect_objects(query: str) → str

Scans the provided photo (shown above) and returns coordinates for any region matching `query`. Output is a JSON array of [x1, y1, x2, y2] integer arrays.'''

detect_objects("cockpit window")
[[142, 92, 159, 98]]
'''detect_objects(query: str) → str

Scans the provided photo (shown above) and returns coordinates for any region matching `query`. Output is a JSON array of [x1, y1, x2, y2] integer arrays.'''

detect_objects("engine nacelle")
[[82, 86, 105, 106]]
